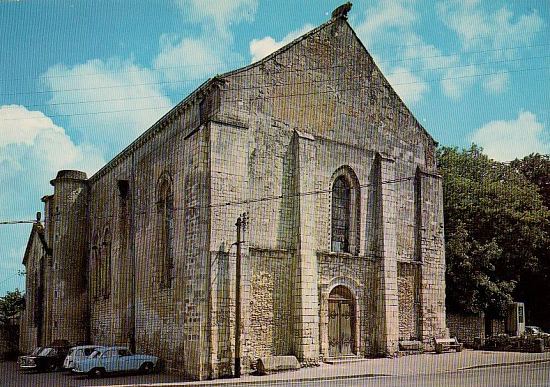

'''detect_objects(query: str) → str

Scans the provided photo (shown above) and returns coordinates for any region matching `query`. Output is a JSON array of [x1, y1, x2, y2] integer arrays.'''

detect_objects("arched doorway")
[[328, 285, 355, 356]]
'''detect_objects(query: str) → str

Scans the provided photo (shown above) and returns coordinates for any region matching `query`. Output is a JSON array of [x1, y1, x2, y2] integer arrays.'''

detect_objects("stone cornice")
[[88, 77, 224, 184]]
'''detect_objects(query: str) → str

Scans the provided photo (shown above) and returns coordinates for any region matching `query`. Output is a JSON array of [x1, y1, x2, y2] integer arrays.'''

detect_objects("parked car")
[[18, 345, 71, 372], [72, 346, 159, 377], [63, 345, 105, 370], [17, 347, 43, 367], [525, 326, 548, 336]]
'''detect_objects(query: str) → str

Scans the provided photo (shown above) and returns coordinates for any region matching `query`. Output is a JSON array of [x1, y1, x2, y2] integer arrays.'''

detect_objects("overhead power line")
[[5, 53, 550, 112], [0, 176, 416, 225], [1, 64, 549, 122], [0, 220, 36, 225], [1, 42, 549, 97]]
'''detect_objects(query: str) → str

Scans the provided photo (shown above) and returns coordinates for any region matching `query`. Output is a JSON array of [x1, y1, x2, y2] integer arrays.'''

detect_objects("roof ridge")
[[219, 17, 339, 78]]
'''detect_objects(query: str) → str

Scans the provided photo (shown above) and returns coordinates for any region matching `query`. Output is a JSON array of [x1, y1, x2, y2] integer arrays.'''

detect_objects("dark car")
[[17, 347, 43, 367], [525, 326, 549, 336], [19, 345, 71, 372]]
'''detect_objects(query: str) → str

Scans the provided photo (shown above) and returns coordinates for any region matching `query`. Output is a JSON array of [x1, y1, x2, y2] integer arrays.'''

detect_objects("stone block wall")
[[398, 262, 421, 341], [86, 96, 212, 380], [248, 248, 293, 365], [318, 253, 376, 358], [447, 312, 485, 347], [215, 18, 444, 359], [418, 172, 448, 345]]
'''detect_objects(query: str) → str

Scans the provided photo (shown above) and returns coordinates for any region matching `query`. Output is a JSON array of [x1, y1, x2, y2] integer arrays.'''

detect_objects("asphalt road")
[[0, 361, 185, 387], [1, 361, 549, 387], [220, 363, 550, 387]]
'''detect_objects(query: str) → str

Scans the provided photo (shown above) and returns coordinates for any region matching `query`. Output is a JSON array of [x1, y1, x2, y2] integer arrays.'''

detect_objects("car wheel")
[[140, 362, 154, 375], [48, 363, 58, 372], [89, 368, 105, 378]]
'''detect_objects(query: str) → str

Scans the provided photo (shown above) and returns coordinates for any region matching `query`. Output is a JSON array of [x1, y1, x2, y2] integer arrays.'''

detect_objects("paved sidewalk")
[[88, 350, 550, 386]]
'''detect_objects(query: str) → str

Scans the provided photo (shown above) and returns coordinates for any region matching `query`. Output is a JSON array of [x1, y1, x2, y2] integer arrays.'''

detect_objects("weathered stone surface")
[[256, 356, 300, 374], [20, 14, 447, 381], [399, 340, 423, 351], [447, 313, 485, 348]]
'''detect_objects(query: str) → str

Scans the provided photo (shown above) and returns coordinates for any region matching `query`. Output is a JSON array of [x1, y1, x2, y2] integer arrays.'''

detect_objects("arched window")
[[101, 228, 112, 297], [157, 176, 174, 288], [331, 167, 360, 254], [332, 176, 351, 253]]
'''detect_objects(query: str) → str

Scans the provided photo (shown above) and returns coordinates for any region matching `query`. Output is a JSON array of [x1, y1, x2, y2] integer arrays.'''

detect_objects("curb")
[[458, 358, 550, 371], [157, 372, 388, 386], [75, 357, 550, 387], [85, 373, 388, 387]]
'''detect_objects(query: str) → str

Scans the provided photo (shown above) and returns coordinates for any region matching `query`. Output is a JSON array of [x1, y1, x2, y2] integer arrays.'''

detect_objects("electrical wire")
[[0, 176, 417, 225], [1, 64, 549, 122], [1, 43, 549, 97], [4, 53, 549, 113]]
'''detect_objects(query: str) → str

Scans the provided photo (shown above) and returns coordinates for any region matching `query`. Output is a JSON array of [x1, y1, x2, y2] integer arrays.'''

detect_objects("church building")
[[20, 6, 447, 380]]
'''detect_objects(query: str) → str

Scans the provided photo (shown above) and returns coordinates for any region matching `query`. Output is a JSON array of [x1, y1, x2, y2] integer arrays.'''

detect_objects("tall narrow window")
[[158, 177, 174, 288], [102, 228, 112, 297], [332, 176, 351, 253], [91, 233, 99, 299]]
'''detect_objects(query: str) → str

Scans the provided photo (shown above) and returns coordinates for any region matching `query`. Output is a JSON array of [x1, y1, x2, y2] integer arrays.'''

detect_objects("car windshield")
[[88, 350, 101, 358], [83, 348, 96, 356], [30, 347, 43, 356], [38, 348, 55, 356]]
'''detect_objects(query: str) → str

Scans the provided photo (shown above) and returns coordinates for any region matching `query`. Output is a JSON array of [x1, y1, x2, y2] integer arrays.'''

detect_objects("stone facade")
[[20, 14, 447, 380]]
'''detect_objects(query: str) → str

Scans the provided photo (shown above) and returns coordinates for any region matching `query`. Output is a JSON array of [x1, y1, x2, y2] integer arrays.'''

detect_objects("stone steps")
[[324, 355, 365, 364]]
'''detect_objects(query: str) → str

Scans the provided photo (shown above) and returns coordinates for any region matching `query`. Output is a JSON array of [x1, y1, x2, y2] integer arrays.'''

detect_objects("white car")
[[73, 346, 159, 377], [63, 345, 104, 370]]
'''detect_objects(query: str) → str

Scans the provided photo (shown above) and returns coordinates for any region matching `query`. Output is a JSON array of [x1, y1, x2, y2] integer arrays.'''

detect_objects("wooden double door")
[[328, 286, 355, 357]]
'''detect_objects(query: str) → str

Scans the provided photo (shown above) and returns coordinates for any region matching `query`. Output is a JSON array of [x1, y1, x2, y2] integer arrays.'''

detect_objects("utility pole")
[[234, 212, 247, 377]]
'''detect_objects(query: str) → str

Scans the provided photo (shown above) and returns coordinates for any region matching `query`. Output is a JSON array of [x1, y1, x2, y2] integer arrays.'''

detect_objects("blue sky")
[[0, 0, 549, 294]]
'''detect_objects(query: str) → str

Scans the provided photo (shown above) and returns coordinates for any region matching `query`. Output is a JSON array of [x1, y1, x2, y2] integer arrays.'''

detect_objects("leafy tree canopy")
[[0, 288, 25, 325], [438, 145, 550, 319]]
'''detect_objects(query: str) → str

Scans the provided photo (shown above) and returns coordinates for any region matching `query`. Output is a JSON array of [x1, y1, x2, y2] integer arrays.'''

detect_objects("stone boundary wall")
[[0, 324, 19, 359], [485, 335, 550, 353], [447, 312, 484, 347]]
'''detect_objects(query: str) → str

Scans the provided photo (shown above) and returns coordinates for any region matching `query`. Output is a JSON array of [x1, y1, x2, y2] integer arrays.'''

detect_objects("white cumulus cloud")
[[154, 35, 227, 84], [354, 0, 417, 48], [440, 65, 478, 99], [174, 0, 257, 38], [0, 105, 105, 283], [352, 1, 430, 106], [41, 59, 173, 157], [483, 72, 510, 94], [471, 111, 549, 161], [385, 66, 429, 105], [438, 1, 545, 54], [0, 105, 104, 175], [250, 24, 315, 63]]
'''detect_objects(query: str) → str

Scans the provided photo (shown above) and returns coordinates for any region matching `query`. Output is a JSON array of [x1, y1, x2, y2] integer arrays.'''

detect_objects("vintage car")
[[17, 347, 42, 367], [18, 345, 71, 372], [72, 346, 159, 377], [63, 345, 105, 370], [525, 326, 549, 336]]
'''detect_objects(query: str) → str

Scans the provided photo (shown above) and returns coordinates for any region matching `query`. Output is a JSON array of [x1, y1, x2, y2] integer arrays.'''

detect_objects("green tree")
[[0, 289, 25, 325], [0, 289, 25, 359], [510, 153, 550, 209], [510, 153, 550, 326], [438, 145, 550, 319]]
